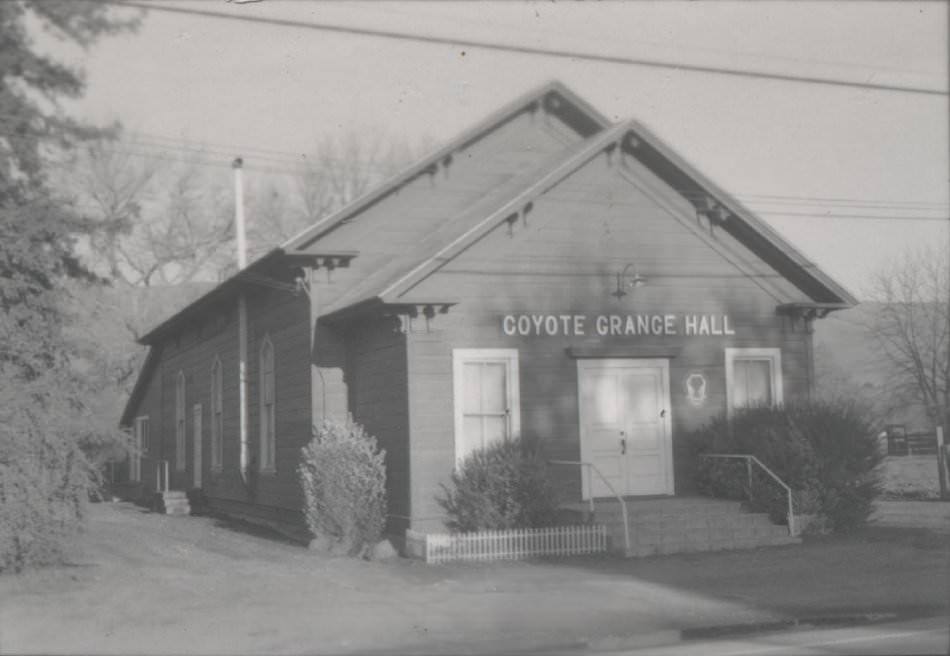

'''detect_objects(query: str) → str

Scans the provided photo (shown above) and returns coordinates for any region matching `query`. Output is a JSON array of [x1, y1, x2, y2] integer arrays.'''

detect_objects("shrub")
[[0, 369, 127, 574], [437, 435, 559, 533], [298, 417, 387, 557], [692, 400, 883, 531]]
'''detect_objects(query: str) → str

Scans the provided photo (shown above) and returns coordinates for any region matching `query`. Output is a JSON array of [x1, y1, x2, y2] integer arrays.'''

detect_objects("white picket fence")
[[405, 525, 608, 564]]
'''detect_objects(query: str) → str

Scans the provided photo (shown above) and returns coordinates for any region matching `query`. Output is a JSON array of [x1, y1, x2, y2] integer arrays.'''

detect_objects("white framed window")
[[259, 336, 276, 472], [175, 370, 186, 472], [132, 416, 149, 482], [452, 348, 521, 464], [210, 357, 223, 472], [725, 348, 783, 415]]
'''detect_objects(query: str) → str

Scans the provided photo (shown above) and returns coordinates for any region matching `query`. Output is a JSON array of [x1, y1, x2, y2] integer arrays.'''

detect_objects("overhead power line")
[[55, 143, 949, 225], [107, 1, 948, 97]]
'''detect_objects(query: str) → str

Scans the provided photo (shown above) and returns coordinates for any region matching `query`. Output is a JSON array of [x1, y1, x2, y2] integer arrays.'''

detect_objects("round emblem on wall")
[[685, 372, 707, 407]]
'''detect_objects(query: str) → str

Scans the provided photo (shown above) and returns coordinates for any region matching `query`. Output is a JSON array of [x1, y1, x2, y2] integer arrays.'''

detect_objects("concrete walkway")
[[871, 500, 950, 532]]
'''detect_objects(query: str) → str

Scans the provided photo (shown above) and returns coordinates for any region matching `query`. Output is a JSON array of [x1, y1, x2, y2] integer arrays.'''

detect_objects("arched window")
[[210, 357, 223, 471], [175, 370, 186, 472], [259, 336, 276, 472]]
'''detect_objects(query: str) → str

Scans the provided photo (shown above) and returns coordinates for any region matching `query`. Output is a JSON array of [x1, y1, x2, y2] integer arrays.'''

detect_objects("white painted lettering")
[[664, 314, 677, 335], [574, 315, 586, 336], [610, 315, 622, 335], [724, 315, 735, 335], [685, 315, 698, 335], [624, 315, 636, 335], [502, 313, 735, 338], [531, 315, 544, 335], [637, 315, 650, 335], [698, 315, 710, 336], [517, 315, 531, 335]]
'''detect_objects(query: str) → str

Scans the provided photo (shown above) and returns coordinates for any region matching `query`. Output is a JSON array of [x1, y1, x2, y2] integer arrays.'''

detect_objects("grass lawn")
[[0, 502, 947, 655], [881, 455, 943, 499]]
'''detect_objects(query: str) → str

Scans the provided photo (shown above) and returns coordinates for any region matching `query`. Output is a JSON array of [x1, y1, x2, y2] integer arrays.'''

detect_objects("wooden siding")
[[301, 110, 587, 312], [345, 317, 411, 533], [402, 154, 818, 528], [114, 348, 164, 499], [122, 285, 312, 527]]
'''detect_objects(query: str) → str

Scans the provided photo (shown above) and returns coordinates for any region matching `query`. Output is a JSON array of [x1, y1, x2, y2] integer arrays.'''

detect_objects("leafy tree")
[[0, 0, 139, 571]]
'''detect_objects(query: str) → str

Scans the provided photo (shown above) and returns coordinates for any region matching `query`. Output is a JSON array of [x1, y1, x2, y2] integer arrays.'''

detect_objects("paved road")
[[574, 616, 950, 656]]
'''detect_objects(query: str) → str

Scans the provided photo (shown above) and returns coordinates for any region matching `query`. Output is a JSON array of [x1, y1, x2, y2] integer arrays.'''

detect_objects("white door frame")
[[577, 358, 674, 498], [193, 403, 203, 488]]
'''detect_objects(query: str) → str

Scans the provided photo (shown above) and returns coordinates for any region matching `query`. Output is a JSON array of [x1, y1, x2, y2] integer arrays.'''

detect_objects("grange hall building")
[[119, 82, 855, 538]]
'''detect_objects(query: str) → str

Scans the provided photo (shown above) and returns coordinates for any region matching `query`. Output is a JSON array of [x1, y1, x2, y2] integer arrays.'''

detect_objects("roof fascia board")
[[378, 122, 632, 302], [625, 119, 858, 306], [280, 81, 612, 253]]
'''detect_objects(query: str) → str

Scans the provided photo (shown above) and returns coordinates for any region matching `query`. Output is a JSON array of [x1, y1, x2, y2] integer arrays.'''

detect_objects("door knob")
[[660, 409, 666, 418]]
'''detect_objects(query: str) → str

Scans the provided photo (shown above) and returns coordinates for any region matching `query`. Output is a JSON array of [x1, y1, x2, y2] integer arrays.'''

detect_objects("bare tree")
[[866, 245, 949, 431], [66, 136, 234, 288], [243, 130, 430, 255]]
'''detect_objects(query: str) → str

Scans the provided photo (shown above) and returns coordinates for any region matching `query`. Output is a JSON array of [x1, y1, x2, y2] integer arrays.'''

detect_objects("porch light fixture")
[[611, 263, 648, 299]]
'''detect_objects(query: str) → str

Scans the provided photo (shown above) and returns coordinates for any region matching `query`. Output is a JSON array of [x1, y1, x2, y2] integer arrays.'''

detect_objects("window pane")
[[462, 363, 482, 413], [483, 415, 507, 445], [481, 363, 507, 414], [735, 359, 772, 407], [263, 371, 274, 403], [462, 415, 483, 456]]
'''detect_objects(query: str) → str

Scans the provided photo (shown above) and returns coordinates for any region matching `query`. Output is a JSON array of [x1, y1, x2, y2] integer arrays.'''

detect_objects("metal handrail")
[[549, 460, 631, 554], [699, 453, 797, 536]]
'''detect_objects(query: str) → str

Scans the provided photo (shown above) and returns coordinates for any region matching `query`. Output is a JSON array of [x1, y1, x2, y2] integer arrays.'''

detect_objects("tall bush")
[[437, 435, 559, 533], [298, 417, 387, 557], [0, 370, 126, 573], [692, 400, 883, 531]]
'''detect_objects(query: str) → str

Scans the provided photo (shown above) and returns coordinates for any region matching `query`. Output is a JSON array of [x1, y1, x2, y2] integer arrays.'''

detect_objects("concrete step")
[[568, 496, 799, 557], [620, 534, 800, 557], [152, 490, 192, 516]]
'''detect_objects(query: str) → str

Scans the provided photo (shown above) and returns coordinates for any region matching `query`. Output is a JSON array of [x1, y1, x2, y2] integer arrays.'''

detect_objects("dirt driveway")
[[1, 503, 947, 655]]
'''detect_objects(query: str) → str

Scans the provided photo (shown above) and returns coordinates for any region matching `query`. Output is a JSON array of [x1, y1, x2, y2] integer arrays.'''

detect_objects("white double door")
[[578, 359, 673, 498]]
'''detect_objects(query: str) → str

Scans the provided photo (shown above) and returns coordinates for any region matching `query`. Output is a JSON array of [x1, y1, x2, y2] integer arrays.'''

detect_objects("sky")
[[52, 0, 949, 299]]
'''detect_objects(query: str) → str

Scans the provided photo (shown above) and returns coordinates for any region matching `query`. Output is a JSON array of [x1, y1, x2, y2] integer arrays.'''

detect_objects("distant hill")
[[813, 303, 931, 431]]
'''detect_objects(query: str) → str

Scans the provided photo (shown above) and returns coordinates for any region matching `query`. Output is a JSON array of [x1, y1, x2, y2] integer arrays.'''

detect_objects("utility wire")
[[106, 0, 948, 97], [366, 2, 943, 79], [19, 131, 945, 212], [69, 145, 950, 223]]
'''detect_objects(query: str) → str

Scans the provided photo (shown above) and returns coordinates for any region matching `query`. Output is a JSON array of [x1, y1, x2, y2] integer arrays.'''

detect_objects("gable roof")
[[318, 119, 857, 319], [136, 81, 856, 346], [281, 80, 611, 253], [137, 80, 610, 346]]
